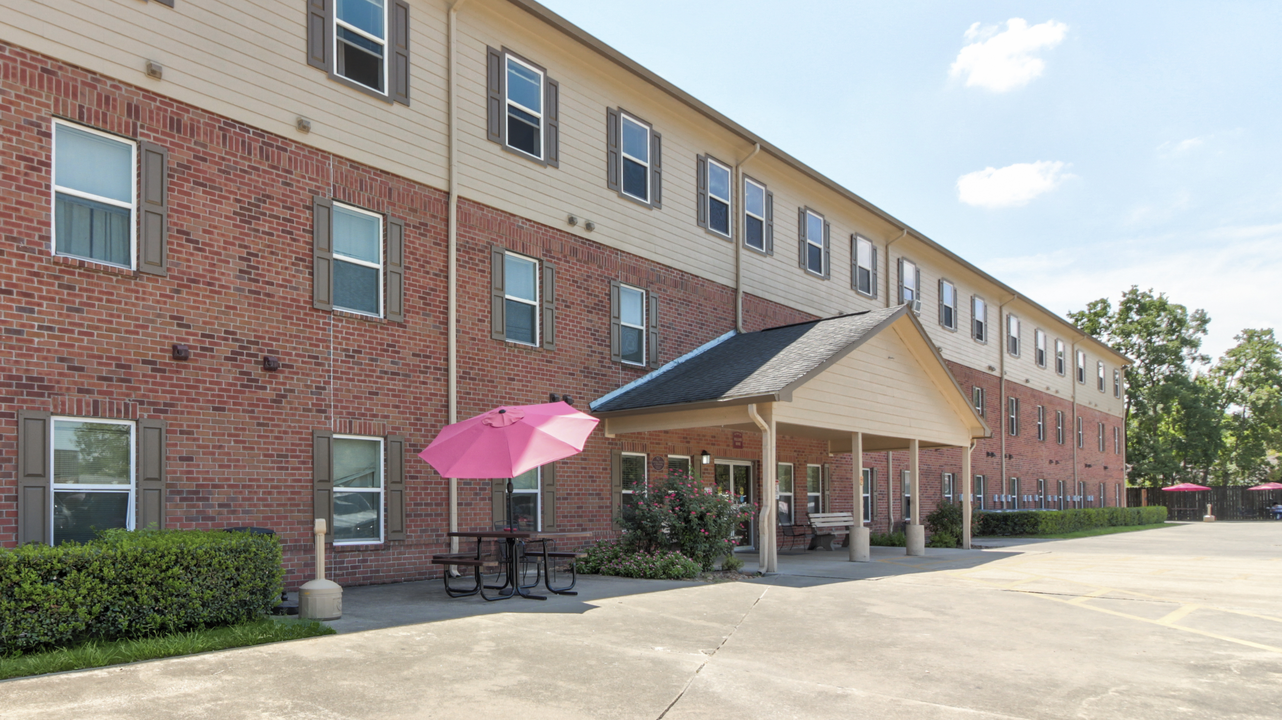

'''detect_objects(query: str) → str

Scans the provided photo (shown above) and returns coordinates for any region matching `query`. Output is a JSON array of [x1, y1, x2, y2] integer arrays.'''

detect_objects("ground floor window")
[[1037, 479, 1046, 509], [1009, 477, 1020, 510], [333, 435, 384, 544], [901, 470, 911, 521], [53, 417, 135, 545], [777, 463, 794, 525], [943, 472, 955, 503], [621, 452, 647, 520], [806, 464, 822, 515], [667, 454, 691, 478], [1099, 482, 1106, 507], [861, 468, 874, 522], [974, 475, 986, 510]]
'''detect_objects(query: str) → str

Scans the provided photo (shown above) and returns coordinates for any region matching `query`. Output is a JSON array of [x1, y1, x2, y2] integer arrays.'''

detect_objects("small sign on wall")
[[650, 455, 666, 473], [732, 432, 744, 449]]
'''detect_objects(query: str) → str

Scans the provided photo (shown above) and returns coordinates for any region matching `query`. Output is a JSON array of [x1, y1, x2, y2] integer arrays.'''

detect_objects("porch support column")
[[905, 438, 925, 556], [749, 403, 777, 573], [849, 432, 870, 562], [961, 443, 973, 550]]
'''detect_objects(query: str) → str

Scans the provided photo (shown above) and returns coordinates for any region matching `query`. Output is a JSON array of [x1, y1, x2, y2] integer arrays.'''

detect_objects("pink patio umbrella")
[[419, 401, 599, 480], [1246, 482, 1282, 491], [1160, 482, 1211, 492]]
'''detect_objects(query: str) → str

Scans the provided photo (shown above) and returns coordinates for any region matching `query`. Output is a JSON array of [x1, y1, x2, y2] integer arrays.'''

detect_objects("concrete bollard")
[[299, 519, 343, 621], [905, 524, 926, 556], [849, 526, 871, 562], [1203, 503, 1216, 522]]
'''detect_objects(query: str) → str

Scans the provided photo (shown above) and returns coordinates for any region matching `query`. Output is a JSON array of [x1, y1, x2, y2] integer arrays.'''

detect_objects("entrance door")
[[715, 460, 754, 550]]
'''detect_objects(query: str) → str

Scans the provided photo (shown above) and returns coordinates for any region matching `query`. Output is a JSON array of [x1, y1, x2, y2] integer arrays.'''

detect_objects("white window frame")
[[1008, 396, 1019, 436], [618, 284, 647, 366], [943, 472, 955, 504], [974, 475, 986, 510], [1009, 477, 1020, 510], [621, 452, 648, 508], [1099, 482, 1106, 508], [1114, 368, 1122, 398], [1116, 484, 1121, 508], [940, 280, 957, 330], [509, 465, 543, 532], [1076, 350, 1087, 384], [333, 0, 389, 95], [504, 54, 545, 161], [804, 209, 826, 276], [900, 258, 918, 306], [861, 467, 873, 523], [332, 202, 385, 318], [1056, 479, 1066, 510], [706, 157, 732, 238], [854, 235, 876, 296], [972, 296, 988, 343], [1056, 410, 1065, 445], [777, 462, 795, 525], [1035, 329, 1047, 368], [806, 464, 823, 515], [1037, 478, 1046, 509], [1098, 422, 1106, 452], [1077, 416, 1084, 448], [1114, 426, 1120, 454], [620, 112, 651, 203], [972, 386, 985, 416], [50, 416, 136, 543], [1097, 361, 1106, 392], [1036, 405, 1045, 441], [504, 251, 540, 346], [901, 469, 911, 521], [51, 120, 138, 271], [1055, 339, 1066, 376], [331, 434, 385, 546], [744, 177, 767, 251], [667, 454, 691, 478], [1007, 314, 1021, 357]]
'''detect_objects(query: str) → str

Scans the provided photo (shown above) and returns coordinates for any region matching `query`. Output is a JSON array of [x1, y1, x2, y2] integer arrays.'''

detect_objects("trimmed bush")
[[573, 539, 700, 580], [622, 472, 755, 571], [924, 502, 980, 547], [1, 529, 283, 654], [975, 506, 1168, 537], [870, 531, 906, 547], [927, 530, 958, 548]]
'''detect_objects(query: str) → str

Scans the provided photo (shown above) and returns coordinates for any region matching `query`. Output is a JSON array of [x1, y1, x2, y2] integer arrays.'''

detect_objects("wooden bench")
[[807, 512, 855, 551]]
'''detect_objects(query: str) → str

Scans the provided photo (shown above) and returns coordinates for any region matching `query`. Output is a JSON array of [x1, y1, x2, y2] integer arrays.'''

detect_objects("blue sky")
[[538, 0, 1282, 360]]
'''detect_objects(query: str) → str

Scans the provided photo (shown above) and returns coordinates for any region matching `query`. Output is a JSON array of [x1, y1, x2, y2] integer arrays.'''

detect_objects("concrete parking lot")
[[4, 522, 1281, 719]]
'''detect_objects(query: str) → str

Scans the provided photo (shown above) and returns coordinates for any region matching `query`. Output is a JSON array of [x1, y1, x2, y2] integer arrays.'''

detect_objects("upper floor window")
[[1113, 426, 1121, 454], [1056, 410, 1065, 444], [1055, 339, 1066, 375], [972, 296, 988, 343], [1036, 405, 1045, 441], [898, 258, 920, 311], [336, 0, 388, 93], [1007, 314, 1021, 356], [611, 281, 658, 368], [504, 253, 539, 346], [1076, 350, 1087, 384], [1098, 422, 1105, 452], [939, 280, 957, 330], [620, 112, 653, 203], [799, 208, 828, 277], [505, 55, 544, 159], [1035, 329, 1047, 368], [972, 386, 986, 416], [1114, 368, 1122, 398], [1076, 415, 1084, 448], [1098, 362, 1106, 392], [332, 203, 384, 317], [485, 47, 560, 166], [1007, 396, 1019, 436], [308, 0, 410, 104], [53, 122, 136, 270], [853, 235, 877, 297], [744, 177, 772, 253], [697, 156, 732, 237]]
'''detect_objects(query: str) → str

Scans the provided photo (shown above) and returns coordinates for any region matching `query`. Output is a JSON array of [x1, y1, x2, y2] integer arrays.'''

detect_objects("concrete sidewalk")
[[4, 522, 1281, 719]]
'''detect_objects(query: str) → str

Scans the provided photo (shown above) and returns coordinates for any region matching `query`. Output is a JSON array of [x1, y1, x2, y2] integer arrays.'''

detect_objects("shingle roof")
[[592, 306, 905, 414]]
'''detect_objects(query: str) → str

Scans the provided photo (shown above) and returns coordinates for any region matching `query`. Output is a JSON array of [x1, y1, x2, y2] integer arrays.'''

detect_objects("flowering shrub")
[[623, 472, 755, 571], [573, 539, 700, 580]]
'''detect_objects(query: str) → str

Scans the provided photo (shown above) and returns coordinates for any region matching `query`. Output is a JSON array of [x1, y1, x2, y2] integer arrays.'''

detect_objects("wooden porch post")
[[906, 438, 925, 555], [962, 443, 973, 550], [849, 432, 870, 561]]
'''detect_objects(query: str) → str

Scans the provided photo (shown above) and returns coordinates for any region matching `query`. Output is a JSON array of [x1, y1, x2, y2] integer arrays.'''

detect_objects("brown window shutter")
[[486, 46, 504, 144], [696, 155, 708, 229], [490, 245, 506, 340], [822, 220, 831, 279], [492, 479, 507, 528], [610, 449, 623, 529], [138, 141, 168, 276], [606, 108, 621, 192], [386, 435, 406, 541], [914, 266, 921, 311], [313, 430, 334, 541], [647, 293, 660, 369], [313, 197, 333, 311], [764, 190, 774, 255], [306, 0, 329, 70], [545, 77, 560, 168], [390, 0, 410, 106], [650, 131, 662, 208], [386, 217, 405, 322], [17, 410, 51, 545], [609, 280, 622, 362], [797, 208, 806, 269], [870, 245, 878, 298], [938, 278, 945, 326], [541, 463, 557, 531], [137, 419, 166, 531], [541, 262, 556, 350], [896, 257, 905, 305]]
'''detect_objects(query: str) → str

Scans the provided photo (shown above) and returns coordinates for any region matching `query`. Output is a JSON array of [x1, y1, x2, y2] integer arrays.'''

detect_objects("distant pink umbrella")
[[418, 401, 599, 479], [1161, 482, 1211, 492], [1247, 482, 1282, 491]]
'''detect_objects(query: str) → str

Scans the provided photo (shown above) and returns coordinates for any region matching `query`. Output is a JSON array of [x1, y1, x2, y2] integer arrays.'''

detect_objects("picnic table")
[[435, 530, 589, 601]]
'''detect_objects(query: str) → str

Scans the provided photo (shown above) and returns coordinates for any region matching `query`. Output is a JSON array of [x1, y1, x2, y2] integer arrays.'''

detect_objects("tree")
[[1070, 287, 1214, 487], [1210, 329, 1282, 484]]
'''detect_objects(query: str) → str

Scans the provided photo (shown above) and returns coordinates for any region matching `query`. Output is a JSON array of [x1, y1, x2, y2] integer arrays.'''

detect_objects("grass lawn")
[[982, 523, 1176, 541], [0, 617, 334, 682]]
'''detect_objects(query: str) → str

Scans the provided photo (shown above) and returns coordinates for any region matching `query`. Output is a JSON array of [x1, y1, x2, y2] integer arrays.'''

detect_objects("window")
[[898, 258, 920, 310], [308, 0, 409, 104], [1078, 481, 1086, 509], [332, 435, 384, 544], [621, 452, 647, 519], [607, 109, 661, 207], [1007, 315, 1021, 357], [1116, 484, 1122, 508], [901, 470, 911, 521], [1076, 350, 1086, 384], [1114, 368, 1122, 398], [1056, 410, 1065, 445], [974, 475, 986, 510], [1055, 339, 1066, 375], [972, 386, 986, 416], [744, 177, 771, 252], [697, 156, 732, 237], [1036, 405, 1045, 441], [617, 285, 646, 366], [861, 468, 873, 522], [1009, 477, 1020, 510], [332, 203, 384, 317], [52, 418, 135, 545], [806, 464, 823, 515], [335, 0, 388, 93], [1097, 362, 1106, 392], [667, 455, 691, 478], [939, 280, 957, 330], [1099, 482, 1106, 508], [504, 252, 539, 345], [800, 208, 827, 276], [972, 296, 988, 342], [53, 121, 136, 269], [1035, 329, 1047, 368], [1007, 396, 1019, 436], [621, 113, 651, 202], [853, 235, 878, 297], [777, 463, 794, 525], [943, 472, 955, 504], [505, 55, 544, 159], [1037, 479, 1046, 509], [1077, 416, 1084, 448], [1114, 426, 1120, 454], [1098, 422, 1105, 452]]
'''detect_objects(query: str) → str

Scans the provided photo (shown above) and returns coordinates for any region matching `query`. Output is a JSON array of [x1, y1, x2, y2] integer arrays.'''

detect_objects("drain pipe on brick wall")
[[446, 0, 472, 554], [997, 294, 1015, 508], [734, 143, 760, 333]]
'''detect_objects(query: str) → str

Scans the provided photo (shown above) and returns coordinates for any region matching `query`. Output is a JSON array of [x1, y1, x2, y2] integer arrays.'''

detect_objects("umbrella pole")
[[507, 478, 515, 530]]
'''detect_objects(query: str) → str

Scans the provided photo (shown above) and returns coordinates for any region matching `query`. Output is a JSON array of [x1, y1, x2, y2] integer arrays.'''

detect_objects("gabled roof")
[[592, 306, 906, 414]]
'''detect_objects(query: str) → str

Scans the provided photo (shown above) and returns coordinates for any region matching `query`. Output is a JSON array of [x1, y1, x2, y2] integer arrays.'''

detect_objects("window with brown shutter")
[[138, 142, 169, 276], [313, 197, 402, 320], [313, 430, 334, 542], [137, 419, 167, 531], [486, 47, 560, 167], [610, 449, 624, 529], [744, 175, 772, 254], [541, 463, 557, 531], [386, 435, 406, 540], [306, 0, 410, 105], [385, 217, 405, 323], [542, 263, 556, 350], [647, 293, 661, 369], [608, 109, 661, 208], [17, 410, 52, 545]]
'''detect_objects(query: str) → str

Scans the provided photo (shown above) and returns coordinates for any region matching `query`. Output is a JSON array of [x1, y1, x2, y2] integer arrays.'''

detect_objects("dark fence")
[[1127, 486, 1282, 521]]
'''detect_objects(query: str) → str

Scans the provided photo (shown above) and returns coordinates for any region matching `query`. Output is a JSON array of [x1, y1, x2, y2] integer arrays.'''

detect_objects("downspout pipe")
[[447, 0, 472, 553], [734, 143, 761, 333], [884, 228, 908, 308], [997, 294, 1015, 509]]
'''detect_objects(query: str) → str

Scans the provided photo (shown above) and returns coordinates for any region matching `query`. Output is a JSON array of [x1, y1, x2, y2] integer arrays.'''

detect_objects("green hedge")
[[976, 506, 1168, 537], [1, 529, 283, 654]]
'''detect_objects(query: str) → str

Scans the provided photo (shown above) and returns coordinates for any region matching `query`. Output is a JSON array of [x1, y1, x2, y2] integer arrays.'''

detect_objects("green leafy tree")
[[1209, 329, 1282, 484]]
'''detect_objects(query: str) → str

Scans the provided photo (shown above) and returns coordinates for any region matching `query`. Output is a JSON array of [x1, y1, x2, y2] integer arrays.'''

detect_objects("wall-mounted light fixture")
[[145, 60, 164, 80], [171, 344, 191, 361], [296, 116, 312, 133], [263, 356, 281, 372], [700, 450, 711, 465], [566, 215, 578, 227]]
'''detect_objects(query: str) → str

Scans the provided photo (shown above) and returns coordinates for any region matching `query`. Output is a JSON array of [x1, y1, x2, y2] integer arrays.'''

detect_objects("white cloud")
[[956, 161, 1072, 208], [1157, 137, 1205, 157], [950, 18, 1069, 92]]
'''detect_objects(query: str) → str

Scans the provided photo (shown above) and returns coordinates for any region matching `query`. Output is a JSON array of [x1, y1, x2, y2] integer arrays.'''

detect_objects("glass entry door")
[[715, 461, 754, 550]]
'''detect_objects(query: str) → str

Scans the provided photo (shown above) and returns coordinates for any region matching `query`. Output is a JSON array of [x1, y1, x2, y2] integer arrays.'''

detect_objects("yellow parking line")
[[1044, 595, 1282, 655], [1066, 588, 1110, 605], [1156, 604, 1199, 625]]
